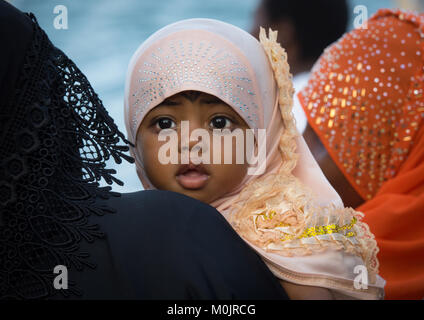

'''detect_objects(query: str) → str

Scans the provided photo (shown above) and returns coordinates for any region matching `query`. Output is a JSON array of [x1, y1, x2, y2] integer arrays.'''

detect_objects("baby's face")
[[136, 91, 251, 203]]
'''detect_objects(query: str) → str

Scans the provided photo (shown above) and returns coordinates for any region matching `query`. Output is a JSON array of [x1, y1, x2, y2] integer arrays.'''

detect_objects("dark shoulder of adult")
[[0, 0, 33, 110], [79, 190, 288, 299], [0, 0, 287, 300]]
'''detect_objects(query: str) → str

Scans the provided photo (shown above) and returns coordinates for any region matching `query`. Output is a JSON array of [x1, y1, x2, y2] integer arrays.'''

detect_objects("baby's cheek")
[[211, 163, 248, 194], [138, 136, 176, 190], [207, 136, 249, 192], [209, 134, 250, 165]]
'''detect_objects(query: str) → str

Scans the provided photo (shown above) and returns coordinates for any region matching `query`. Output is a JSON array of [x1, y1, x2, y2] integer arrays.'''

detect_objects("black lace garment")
[[0, 5, 133, 298]]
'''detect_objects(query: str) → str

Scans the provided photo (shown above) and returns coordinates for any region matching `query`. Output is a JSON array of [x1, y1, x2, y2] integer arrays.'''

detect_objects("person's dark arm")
[[88, 190, 289, 300]]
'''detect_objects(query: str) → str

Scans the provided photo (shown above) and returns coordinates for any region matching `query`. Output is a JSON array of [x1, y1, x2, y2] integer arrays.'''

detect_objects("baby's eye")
[[209, 116, 232, 130], [155, 117, 176, 130]]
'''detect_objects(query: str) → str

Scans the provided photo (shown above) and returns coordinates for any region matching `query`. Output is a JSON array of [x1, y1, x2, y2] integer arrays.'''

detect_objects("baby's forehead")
[[164, 91, 221, 102], [143, 90, 246, 123]]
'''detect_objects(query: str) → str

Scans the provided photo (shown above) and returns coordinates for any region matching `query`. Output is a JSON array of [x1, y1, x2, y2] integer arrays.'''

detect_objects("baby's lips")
[[175, 163, 210, 190], [176, 163, 209, 176]]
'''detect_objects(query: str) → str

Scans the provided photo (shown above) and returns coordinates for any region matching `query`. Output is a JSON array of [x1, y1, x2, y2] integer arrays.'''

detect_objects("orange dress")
[[299, 9, 424, 299]]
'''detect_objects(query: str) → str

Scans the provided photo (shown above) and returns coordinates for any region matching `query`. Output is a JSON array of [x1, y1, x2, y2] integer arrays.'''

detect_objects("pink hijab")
[[124, 18, 341, 209], [124, 18, 385, 299]]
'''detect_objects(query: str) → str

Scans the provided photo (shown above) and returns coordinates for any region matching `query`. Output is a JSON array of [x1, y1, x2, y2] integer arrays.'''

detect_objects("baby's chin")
[[172, 185, 218, 204], [151, 172, 226, 204]]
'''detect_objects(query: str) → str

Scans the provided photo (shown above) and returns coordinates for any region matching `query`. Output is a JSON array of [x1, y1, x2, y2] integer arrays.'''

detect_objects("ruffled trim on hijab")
[[228, 28, 381, 289], [233, 192, 380, 284]]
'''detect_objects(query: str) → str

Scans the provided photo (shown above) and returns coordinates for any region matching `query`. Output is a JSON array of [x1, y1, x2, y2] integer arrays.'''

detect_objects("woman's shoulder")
[[101, 189, 221, 221], [92, 189, 227, 246]]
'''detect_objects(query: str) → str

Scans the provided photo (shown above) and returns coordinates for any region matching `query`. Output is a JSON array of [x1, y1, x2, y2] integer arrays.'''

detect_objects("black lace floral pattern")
[[0, 14, 134, 299]]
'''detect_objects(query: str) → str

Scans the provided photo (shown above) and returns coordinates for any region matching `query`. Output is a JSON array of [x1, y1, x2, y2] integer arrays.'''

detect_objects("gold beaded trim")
[[280, 217, 357, 242], [254, 210, 357, 242]]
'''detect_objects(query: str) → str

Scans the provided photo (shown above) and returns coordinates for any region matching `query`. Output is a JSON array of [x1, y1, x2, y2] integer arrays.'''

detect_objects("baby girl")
[[124, 18, 385, 299]]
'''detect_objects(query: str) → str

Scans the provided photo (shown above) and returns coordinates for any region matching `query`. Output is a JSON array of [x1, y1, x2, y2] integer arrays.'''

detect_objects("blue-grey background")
[[10, 0, 413, 192]]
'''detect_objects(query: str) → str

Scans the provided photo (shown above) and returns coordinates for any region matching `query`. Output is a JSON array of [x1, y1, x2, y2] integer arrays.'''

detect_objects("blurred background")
[[9, 0, 423, 192]]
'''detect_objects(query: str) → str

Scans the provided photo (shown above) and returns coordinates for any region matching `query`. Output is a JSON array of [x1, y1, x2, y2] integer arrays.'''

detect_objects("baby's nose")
[[179, 134, 210, 153], [178, 121, 210, 157]]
